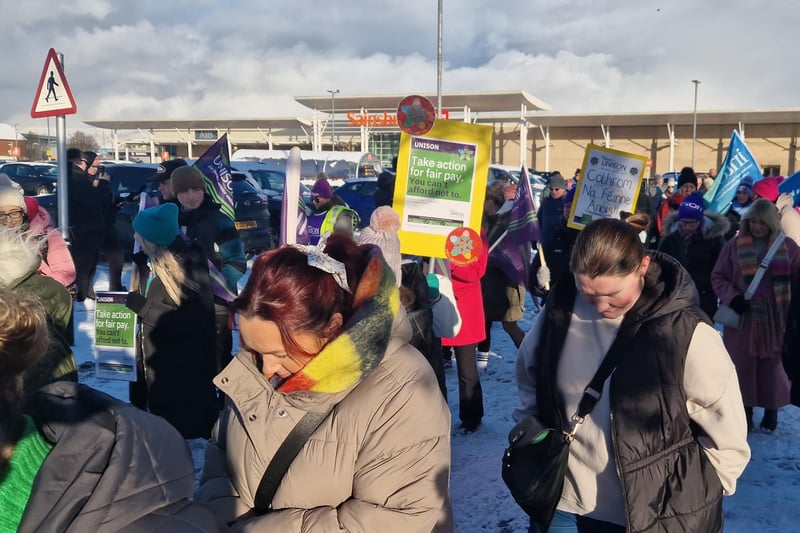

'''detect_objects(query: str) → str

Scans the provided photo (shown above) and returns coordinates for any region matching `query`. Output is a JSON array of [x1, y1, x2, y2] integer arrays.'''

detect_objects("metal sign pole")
[[56, 52, 69, 240], [437, 0, 443, 118]]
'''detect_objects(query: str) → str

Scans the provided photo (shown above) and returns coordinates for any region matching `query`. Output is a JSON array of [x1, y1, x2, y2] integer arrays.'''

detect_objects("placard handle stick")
[[536, 242, 550, 291]]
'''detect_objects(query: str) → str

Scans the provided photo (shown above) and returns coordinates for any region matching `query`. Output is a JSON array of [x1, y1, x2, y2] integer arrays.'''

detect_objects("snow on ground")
[[75, 264, 799, 532]]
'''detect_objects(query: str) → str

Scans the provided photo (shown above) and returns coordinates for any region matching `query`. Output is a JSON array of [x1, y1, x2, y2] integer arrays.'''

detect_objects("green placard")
[[406, 148, 476, 201], [95, 303, 135, 347], [94, 291, 137, 382]]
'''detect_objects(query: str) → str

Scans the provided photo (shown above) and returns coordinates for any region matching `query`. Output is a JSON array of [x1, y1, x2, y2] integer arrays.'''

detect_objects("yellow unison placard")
[[394, 120, 492, 258], [567, 144, 648, 230]]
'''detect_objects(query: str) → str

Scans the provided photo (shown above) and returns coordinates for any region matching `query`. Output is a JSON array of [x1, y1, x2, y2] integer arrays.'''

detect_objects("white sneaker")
[[476, 351, 489, 370]]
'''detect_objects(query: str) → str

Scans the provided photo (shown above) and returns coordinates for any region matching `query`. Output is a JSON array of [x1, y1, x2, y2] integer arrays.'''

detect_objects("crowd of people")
[[0, 155, 799, 532]]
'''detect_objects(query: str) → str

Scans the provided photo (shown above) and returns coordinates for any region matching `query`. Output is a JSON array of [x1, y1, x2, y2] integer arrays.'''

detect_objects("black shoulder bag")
[[502, 324, 639, 532]]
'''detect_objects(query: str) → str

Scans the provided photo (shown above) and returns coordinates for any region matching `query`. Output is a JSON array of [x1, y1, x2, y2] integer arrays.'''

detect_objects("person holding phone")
[[67, 150, 114, 303]]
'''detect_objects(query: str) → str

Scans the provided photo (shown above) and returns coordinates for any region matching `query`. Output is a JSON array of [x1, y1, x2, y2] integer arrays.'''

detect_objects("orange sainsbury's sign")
[[347, 110, 450, 127]]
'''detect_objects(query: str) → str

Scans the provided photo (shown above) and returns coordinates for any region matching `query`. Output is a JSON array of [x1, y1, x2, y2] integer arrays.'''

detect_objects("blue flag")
[[779, 170, 800, 208], [703, 130, 763, 214], [193, 134, 235, 221]]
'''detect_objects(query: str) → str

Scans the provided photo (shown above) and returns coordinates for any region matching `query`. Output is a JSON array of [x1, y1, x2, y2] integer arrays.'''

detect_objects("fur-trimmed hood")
[[0, 228, 42, 288], [662, 210, 730, 239]]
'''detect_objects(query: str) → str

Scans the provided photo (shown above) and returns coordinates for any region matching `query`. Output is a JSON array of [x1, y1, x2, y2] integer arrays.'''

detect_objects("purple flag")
[[206, 259, 237, 303], [492, 167, 539, 288], [193, 134, 235, 221]]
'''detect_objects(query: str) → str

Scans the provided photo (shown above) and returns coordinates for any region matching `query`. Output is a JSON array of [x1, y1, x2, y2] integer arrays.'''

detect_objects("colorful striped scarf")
[[277, 248, 401, 393], [736, 234, 791, 356]]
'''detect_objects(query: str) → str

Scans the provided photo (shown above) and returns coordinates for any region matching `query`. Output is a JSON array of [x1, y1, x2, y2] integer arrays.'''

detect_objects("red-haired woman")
[[196, 235, 453, 532]]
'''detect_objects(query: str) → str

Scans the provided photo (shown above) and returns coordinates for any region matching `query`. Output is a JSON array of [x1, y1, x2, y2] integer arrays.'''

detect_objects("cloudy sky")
[[2, 0, 798, 133]]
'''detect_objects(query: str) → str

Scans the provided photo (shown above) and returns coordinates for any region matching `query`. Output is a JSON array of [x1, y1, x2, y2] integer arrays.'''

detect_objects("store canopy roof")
[[521, 109, 800, 128], [294, 90, 551, 113], [82, 99, 800, 135], [83, 117, 311, 131]]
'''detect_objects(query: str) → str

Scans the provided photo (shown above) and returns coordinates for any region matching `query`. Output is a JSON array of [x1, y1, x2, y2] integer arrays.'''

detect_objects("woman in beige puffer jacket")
[[195, 235, 453, 532]]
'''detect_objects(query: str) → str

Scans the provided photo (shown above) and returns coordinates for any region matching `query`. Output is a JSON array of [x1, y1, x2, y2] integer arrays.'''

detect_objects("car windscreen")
[[107, 166, 157, 198], [34, 165, 58, 177], [249, 169, 286, 193], [340, 181, 378, 195]]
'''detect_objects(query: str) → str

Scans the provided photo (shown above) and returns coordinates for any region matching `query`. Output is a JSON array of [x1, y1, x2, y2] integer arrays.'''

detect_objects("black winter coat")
[[177, 197, 232, 274], [536, 195, 564, 248], [19, 382, 225, 532], [535, 253, 724, 533], [129, 237, 219, 439], [374, 170, 396, 208], [658, 211, 729, 319], [66, 164, 113, 239], [783, 281, 800, 407]]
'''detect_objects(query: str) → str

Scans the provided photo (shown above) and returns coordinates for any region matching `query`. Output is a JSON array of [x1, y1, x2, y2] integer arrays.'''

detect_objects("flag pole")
[[487, 229, 508, 254], [281, 146, 302, 246]]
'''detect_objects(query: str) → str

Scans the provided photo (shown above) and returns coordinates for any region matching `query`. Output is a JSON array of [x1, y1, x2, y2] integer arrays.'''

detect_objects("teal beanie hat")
[[133, 203, 179, 246]]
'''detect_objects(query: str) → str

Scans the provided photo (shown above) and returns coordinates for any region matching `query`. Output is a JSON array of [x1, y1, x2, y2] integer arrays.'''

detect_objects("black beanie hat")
[[156, 159, 188, 182], [677, 166, 697, 189]]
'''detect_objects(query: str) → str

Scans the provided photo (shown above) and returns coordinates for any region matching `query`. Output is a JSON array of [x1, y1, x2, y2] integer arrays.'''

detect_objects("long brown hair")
[[740, 198, 781, 239], [138, 239, 200, 304]]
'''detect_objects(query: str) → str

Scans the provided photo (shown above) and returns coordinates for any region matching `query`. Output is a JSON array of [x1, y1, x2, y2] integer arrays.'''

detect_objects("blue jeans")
[[529, 510, 626, 533]]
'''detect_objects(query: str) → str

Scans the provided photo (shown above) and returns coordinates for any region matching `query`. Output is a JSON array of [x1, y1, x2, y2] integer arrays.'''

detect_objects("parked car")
[[104, 162, 159, 202], [489, 164, 524, 184], [334, 177, 378, 229], [103, 163, 159, 256], [661, 171, 680, 187], [0, 161, 58, 195], [240, 165, 313, 206], [229, 172, 274, 256]]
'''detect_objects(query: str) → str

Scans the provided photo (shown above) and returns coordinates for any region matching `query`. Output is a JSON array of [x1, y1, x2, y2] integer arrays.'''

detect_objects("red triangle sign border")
[[31, 48, 78, 119]]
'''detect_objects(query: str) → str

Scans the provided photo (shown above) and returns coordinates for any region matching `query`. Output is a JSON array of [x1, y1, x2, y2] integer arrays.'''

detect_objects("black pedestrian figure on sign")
[[45, 71, 59, 102]]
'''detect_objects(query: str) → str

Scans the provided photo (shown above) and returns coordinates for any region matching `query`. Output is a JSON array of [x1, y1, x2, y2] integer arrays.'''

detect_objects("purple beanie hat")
[[311, 178, 333, 199], [678, 194, 704, 221]]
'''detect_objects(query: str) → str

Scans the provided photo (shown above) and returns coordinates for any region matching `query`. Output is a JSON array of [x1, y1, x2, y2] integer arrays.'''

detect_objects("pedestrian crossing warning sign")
[[31, 48, 77, 118]]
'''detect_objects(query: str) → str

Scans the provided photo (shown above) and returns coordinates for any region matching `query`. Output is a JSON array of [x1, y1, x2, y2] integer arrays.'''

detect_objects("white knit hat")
[[358, 206, 402, 286], [0, 184, 25, 210]]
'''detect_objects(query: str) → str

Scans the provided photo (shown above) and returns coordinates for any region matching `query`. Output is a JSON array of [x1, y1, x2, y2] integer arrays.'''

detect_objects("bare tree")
[[68, 131, 99, 152]]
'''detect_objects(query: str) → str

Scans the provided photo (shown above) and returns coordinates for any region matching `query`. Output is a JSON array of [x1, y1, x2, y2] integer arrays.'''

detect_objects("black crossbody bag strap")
[[251, 408, 333, 515]]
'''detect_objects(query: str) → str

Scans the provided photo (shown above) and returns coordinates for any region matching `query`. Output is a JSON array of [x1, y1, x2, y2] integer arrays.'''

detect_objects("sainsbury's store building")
[[85, 90, 800, 178]]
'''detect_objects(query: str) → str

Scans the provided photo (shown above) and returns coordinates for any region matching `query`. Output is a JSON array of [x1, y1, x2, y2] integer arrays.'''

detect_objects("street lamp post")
[[13, 123, 19, 161], [691, 80, 701, 168], [327, 89, 340, 151]]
